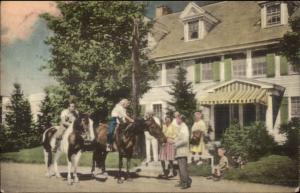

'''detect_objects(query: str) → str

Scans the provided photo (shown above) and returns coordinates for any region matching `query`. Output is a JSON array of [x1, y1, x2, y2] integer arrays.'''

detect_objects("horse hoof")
[[74, 177, 79, 183], [117, 179, 124, 184], [67, 179, 73, 185], [55, 173, 62, 178]]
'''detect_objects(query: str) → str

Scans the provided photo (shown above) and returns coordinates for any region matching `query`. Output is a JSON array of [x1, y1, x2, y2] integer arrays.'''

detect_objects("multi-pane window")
[[153, 104, 163, 119], [188, 20, 199, 40], [266, 4, 281, 26], [195, 57, 219, 81], [202, 63, 213, 81], [231, 53, 246, 78], [252, 50, 267, 76], [291, 97, 300, 118], [166, 62, 179, 85]]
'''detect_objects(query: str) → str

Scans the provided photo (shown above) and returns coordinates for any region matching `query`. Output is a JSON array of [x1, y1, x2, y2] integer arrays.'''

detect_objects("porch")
[[199, 79, 285, 140]]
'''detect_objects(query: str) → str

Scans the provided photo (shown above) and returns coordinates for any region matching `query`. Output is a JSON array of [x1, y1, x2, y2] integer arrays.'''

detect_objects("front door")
[[214, 105, 230, 140]]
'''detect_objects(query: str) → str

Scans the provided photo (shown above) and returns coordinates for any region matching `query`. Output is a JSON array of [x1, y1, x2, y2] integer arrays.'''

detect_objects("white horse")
[[42, 113, 94, 185]]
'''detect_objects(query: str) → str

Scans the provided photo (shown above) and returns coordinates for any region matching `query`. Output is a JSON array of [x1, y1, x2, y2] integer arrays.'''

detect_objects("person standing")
[[144, 111, 159, 165], [158, 116, 177, 178], [190, 111, 208, 164], [174, 114, 192, 189], [107, 99, 134, 151]]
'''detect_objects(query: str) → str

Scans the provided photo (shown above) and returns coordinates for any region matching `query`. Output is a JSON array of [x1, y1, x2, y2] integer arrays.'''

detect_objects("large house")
[[141, 1, 300, 142]]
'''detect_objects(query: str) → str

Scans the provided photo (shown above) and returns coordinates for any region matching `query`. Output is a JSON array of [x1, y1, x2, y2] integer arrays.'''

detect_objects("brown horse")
[[92, 117, 166, 183]]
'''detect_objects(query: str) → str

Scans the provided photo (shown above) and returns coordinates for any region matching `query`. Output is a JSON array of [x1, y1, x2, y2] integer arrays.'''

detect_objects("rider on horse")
[[107, 99, 134, 151], [52, 102, 79, 152]]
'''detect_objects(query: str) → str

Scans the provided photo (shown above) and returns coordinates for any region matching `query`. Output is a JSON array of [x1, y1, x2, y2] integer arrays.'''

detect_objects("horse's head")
[[73, 113, 90, 134], [144, 117, 167, 144]]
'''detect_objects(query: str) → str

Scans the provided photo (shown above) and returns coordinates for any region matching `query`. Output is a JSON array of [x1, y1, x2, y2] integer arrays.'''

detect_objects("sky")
[[0, 1, 216, 97]]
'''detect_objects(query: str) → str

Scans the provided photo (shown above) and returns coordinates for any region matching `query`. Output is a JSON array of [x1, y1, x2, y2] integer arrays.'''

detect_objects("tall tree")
[[168, 65, 197, 127], [280, 14, 300, 70], [36, 90, 56, 132], [40, 1, 158, 122], [5, 83, 35, 150]]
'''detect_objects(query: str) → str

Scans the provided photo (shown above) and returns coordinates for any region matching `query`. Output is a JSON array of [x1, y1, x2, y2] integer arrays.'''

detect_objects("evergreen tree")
[[168, 65, 197, 127], [5, 83, 35, 150], [37, 90, 56, 132]]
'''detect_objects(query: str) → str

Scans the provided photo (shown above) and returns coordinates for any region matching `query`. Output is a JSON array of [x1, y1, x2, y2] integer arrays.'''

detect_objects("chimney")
[[155, 5, 172, 19]]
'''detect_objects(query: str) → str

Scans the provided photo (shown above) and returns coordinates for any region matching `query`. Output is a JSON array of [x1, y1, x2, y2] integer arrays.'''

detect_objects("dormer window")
[[259, 1, 289, 28], [266, 4, 281, 26], [180, 2, 218, 42], [188, 20, 199, 40]]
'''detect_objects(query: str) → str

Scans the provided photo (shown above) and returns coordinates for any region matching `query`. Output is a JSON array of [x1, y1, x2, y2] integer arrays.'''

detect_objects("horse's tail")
[[42, 127, 56, 153]]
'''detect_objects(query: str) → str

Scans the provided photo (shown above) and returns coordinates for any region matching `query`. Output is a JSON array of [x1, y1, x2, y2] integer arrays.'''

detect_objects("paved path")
[[0, 162, 295, 193]]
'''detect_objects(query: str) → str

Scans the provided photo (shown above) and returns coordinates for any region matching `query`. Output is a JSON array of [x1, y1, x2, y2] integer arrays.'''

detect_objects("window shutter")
[[280, 97, 289, 124], [224, 58, 232, 81], [213, 61, 220, 81], [280, 56, 289, 76], [266, 53, 275, 77], [195, 63, 201, 83]]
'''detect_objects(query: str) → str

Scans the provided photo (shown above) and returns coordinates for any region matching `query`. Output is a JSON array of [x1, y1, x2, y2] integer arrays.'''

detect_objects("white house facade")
[[141, 1, 300, 142]]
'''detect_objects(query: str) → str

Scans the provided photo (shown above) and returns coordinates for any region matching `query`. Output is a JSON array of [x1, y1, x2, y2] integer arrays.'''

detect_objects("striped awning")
[[199, 80, 269, 105]]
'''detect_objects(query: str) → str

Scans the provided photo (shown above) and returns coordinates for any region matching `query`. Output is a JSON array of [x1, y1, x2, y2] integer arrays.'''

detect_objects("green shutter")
[[280, 56, 289, 76], [224, 58, 232, 81], [195, 63, 201, 83], [280, 97, 289, 124], [266, 53, 275, 77], [213, 61, 220, 81]]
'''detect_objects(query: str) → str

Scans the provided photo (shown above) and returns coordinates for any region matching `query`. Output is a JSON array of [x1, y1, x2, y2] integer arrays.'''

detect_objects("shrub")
[[277, 117, 299, 160], [224, 155, 298, 186], [188, 163, 212, 177], [222, 122, 275, 161]]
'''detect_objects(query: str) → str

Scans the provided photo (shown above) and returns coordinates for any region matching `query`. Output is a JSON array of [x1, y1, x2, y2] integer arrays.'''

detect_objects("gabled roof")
[[179, 2, 219, 24], [149, 1, 291, 60], [203, 78, 285, 93]]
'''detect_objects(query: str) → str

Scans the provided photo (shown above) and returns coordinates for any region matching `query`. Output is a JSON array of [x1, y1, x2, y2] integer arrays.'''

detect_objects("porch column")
[[266, 92, 274, 133], [238, 104, 243, 126], [246, 50, 252, 78], [210, 105, 215, 140], [161, 63, 167, 86], [255, 104, 260, 121]]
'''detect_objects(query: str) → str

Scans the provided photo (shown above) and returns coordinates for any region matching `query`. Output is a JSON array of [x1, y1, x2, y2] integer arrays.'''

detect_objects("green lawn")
[[0, 146, 141, 168]]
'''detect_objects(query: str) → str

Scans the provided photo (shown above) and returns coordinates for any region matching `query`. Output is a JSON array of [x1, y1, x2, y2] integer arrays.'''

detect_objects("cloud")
[[1, 1, 60, 44]]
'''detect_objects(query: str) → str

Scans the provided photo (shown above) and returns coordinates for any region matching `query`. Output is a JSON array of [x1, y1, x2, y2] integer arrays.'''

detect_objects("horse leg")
[[101, 151, 108, 174], [67, 156, 73, 185], [125, 157, 132, 181], [53, 150, 62, 178], [91, 150, 96, 176], [117, 154, 123, 184], [73, 151, 81, 183], [44, 149, 53, 177]]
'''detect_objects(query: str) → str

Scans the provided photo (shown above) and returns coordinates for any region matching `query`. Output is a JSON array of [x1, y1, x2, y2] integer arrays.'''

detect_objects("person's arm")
[[60, 110, 69, 127], [125, 114, 134, 122], [88, 119, 95, 141], [174, 125, 189, 147]]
